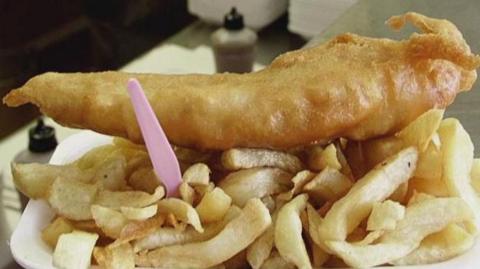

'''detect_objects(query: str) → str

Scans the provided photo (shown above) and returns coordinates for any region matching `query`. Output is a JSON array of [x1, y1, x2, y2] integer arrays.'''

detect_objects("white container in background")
[[288, 0, 358, 39]]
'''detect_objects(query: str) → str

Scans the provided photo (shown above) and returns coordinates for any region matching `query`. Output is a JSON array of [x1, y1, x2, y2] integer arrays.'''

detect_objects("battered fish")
[[4, 13, 480, 150]]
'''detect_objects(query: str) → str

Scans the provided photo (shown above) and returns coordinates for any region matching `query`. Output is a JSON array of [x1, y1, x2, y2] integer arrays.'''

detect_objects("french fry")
[[218, 168, 292, 207], [11, 163, 94, 199], [303, 167, 352, 202], [48, 177, 99, 220], [471, 158, 480, 193], [41, 217, 74, 248], [196, 187, 232, 223], [92, 155, 128, 191], [53, 231, 99, 269], [414, 141, 443, 181], [91, 205, 128, 239], [134, 207, 241, 252], [308, 144, 341, 171], [438, 118, 480, 228], [127, 167, 160, 194], [246, 226, 274, 269], [95, 243, 135, 269], [396, 109, 444, 151], [221, 148, 303, 173], [306, 204, 329, 267], [95, 186, 164, 209], [367, 200, 405, 231], [179, 182, 196, 205], [145, 199, 271, 268], [277, 170, 316, 201], [275, 194, 311, 269], [75, 144, 119, 170], [314, 148, 417, 246], [157, 198, 204, 232], [112, 214, 165, 247], [407, 191, 435, 206], [391, 224, 475, 265], [120, 204, 158, 221], [183, 163, 211, 186], [325, 197, 474, 268], [194, 182, 215, 199]]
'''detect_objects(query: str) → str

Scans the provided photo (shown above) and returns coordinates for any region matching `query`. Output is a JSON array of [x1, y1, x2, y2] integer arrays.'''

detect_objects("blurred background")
[[1, 0, 480, 268]]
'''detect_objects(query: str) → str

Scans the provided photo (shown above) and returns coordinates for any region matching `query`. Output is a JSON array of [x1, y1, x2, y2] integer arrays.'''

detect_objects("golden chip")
[[246, 226, 274, 269], [367, 200, 405, 231], [275, 194, 311, 269], [315, 148, 417, 246], [179, 181, 196, 205], [48, 177, 99, 220], [396, 109, 444, 151], [127, 167, 160, 194], [392, 224, 474, 265], [438, 118, 480, 228], [11, 163, 94, 199], [219, 168, 292, 207], [120, 204, 158, 221], [53, 231, 99, 269], [325, 197, 474, 268], [134, 206, 241, 252], [308, 144, 341, 171], [277, 170, 316, 202], [303, 167, 352, 202], [91, 205, 128, 239], [221, 148, 303, 173], [182, 163, 211, 186], [471, 158, 480, 193], [157, 198, 204, 232], [41, 217, 74, 248], [145, 199, 271, 268], [95, 186, 164, 209], [196, 187, 232, 223]]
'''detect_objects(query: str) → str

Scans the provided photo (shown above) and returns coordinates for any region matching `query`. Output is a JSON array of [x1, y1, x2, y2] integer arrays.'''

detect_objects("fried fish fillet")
[[4, 13, 480, 150]]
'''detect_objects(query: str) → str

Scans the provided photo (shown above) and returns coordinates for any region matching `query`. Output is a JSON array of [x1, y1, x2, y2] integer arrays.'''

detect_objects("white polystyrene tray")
[[10, 131, 480, 269]]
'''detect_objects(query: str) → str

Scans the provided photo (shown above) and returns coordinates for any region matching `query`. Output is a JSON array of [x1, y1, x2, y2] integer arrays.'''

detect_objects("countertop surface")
[[309, 0, 480, 154]]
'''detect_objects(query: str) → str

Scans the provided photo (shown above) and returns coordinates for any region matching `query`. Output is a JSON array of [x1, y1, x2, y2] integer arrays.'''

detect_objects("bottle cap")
[[224, 7, 244, 30], [28, 118, 58, 153]]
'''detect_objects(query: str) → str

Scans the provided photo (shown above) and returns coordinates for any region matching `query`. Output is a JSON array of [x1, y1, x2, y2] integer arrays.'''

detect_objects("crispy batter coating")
[[4, 13, 480, 150]]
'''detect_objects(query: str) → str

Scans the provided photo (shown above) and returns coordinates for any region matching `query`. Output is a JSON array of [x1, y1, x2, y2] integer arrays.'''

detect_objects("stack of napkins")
[[288, 0, 358, 39], [188, 0, 288, 30]]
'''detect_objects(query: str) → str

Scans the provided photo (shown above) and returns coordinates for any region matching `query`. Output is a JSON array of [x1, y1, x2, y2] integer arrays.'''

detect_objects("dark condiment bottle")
[[211, 7, 257, 73], [13, 118, 58, 209]]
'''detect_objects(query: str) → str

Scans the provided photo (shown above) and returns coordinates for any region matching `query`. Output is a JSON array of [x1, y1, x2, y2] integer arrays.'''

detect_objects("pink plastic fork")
[[127, 78, 182, 197]]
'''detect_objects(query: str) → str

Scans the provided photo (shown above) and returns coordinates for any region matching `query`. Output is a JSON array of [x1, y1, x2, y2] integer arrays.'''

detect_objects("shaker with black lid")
[[211, 7, 258, 73], [12, 117, 58, 209]]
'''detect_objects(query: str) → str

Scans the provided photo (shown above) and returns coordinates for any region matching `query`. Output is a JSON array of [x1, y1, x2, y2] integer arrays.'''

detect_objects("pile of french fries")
[[12, 109, 480, 269]]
